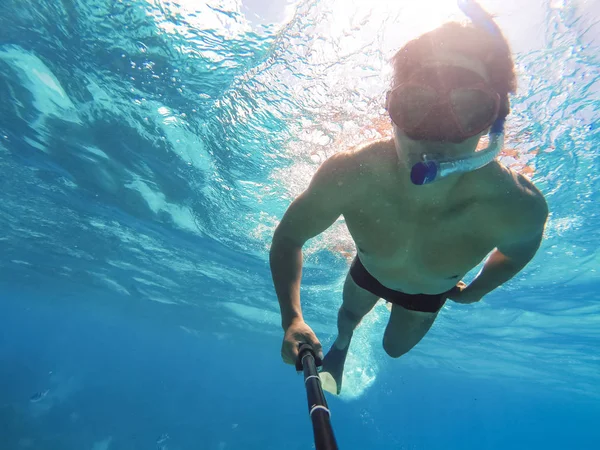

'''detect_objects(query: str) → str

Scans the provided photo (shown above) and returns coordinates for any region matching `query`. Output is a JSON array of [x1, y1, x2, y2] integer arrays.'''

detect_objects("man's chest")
[[342, 197, 501, 276]]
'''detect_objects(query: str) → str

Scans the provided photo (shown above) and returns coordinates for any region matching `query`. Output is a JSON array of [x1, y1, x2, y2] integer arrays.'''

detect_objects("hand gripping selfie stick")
[[296, 344, 339, 450]]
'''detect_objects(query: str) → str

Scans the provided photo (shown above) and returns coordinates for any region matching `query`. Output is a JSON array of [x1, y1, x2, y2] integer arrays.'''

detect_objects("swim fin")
[[319, 344, 350, 395]]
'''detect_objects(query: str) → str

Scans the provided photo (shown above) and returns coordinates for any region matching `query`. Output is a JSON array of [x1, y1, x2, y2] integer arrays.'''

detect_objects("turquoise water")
[[0, 0, 599, 449]]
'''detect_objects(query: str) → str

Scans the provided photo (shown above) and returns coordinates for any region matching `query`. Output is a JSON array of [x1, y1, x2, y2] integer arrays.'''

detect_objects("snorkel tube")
[[410, 0, 506, 186], [410, 118, 505, 185]]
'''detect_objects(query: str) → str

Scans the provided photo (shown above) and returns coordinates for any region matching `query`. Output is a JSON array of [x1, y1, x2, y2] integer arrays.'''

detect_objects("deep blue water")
[[1, 0, 599, 449]]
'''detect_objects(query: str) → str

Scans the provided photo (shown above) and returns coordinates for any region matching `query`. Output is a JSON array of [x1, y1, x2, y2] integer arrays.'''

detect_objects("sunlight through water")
[[0, 0, 598, 406]]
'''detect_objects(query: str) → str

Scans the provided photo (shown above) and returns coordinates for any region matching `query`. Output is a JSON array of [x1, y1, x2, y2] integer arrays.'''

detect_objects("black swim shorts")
[[350, 256, 453, 313]]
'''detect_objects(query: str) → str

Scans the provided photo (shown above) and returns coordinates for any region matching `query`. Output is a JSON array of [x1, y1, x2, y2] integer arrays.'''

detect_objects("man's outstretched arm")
[[451, 194, 548, 303], [270, 155, 349, 325], [270, 154, 351, 363]]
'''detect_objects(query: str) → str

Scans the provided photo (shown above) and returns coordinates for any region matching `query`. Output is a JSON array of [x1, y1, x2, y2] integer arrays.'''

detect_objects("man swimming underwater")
[[270, 0, 548, 395]]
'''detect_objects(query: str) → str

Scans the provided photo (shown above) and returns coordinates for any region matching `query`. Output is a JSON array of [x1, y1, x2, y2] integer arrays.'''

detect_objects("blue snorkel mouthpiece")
[[410, 0, 506, 185], [411, 160, 438, 186], [410, 118, 505, 185]]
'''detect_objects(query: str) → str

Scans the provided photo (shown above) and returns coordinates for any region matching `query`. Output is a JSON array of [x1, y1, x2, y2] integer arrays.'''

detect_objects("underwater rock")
[[29, 390, 49, 403]]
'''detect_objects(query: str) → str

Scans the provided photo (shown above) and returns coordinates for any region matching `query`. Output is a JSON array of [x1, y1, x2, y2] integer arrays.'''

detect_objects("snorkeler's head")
[[388, 1, 515, 185], [390, 21, 516, 125], [386, 63, 501, 143]]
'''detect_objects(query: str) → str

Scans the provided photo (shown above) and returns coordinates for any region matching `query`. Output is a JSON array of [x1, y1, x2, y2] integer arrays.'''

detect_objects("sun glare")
[[326, 0, 462, 53]]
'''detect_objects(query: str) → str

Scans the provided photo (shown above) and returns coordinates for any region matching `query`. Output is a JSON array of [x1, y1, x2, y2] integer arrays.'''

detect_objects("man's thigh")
[[341, 270, 380, 319], [383, 304, 439, 358]]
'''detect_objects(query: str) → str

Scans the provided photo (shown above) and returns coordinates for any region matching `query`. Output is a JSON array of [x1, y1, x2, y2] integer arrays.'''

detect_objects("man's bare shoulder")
[[491, 162, 546, 204], [318, 138, 396, 180], [306, 139, 396, 210], [481, 161, 548, 233], [348, 138, 397, 164]]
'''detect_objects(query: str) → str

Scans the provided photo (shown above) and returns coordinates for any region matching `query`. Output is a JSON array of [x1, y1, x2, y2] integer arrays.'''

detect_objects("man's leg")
[[333, 270, 380, 349], [320, 271, 379, 394], [382, 304, 440, 358]]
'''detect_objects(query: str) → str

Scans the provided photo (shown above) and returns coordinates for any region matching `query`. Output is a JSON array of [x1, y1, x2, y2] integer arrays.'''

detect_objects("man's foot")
[[319, 342, 350, 395]]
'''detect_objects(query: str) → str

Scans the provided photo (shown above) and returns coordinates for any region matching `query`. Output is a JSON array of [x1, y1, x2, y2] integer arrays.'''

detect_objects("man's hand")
[[281, 319, 323, 365], [446, 281, 483, 304]]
